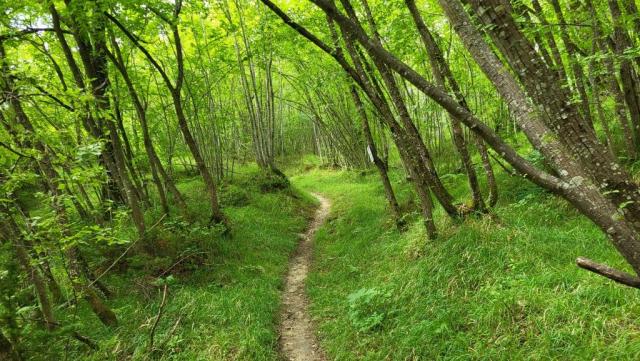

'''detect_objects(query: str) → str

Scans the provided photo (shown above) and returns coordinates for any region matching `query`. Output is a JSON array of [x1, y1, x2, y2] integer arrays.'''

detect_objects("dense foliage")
[[2, 0, 640, 359]]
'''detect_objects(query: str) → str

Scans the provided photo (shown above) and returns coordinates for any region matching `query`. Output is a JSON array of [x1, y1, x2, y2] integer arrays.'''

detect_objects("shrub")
[[220, 184, 251, 207], [347, 287, 395, 332], [256, 172, 290, 192]]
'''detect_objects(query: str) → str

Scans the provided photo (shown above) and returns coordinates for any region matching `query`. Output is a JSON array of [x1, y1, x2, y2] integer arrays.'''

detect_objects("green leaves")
[[347, 287, 395, 332], [152, 274, 176, 287], [60, 222, 125, 249], [76, 142, 103, 161]]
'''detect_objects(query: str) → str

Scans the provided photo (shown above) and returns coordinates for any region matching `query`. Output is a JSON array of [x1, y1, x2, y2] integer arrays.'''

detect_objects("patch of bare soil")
[[279, 193, 330, 361]]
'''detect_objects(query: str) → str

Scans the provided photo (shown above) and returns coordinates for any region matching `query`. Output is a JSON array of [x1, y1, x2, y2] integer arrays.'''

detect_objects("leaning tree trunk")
[[0, 216, 57, 331], [405, 0, 495, 210], [107, 37, 189, 218], [351, 85, 403, 225], [464, 0, 640, 231], [339, 0, 461, 217], [298, 0, 640, 280], [0, 39, 118, 326], [437, 0, 640, 276]]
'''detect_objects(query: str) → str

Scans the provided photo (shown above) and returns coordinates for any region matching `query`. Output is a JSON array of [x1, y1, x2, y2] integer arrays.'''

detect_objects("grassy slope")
[[292, 168, 640, 360], [50, 168, 316, 360]]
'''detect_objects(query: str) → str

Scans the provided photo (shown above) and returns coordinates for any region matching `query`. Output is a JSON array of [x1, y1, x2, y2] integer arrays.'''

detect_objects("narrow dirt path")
[[279, 193, 330, 361]]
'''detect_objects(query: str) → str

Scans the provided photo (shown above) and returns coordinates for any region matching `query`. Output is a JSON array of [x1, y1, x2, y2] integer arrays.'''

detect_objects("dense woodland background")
[[3, 0, 640, 359]]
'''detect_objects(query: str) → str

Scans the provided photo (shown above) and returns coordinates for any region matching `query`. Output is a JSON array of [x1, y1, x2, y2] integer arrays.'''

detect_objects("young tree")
[[106, 1, 228, 226]]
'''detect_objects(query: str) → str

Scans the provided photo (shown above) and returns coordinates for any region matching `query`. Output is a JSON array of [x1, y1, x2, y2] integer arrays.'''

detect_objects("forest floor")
[[34, 161, 640, 360], [291, 165, 640, 360], [279, 193, 330, 361], [46, 166, 319, 361]]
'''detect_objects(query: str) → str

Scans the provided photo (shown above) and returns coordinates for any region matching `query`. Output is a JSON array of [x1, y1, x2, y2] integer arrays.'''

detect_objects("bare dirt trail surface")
[[279, 193, 330, 361]]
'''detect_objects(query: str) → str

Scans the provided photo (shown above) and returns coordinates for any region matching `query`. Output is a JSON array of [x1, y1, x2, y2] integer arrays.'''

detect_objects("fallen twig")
[[89, 214, 167, 289], [576, 257, 640, 289], [158, 316, 182, 350], [148, 284, 169, 352]]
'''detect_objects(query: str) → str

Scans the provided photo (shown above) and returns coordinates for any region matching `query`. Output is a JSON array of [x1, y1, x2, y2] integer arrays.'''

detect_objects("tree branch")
[[308, 0, 563, 194], [148, 284, 168, 352], [30, 84, 74, 111], [576, 257, 640, 289], [0, 140, 34, 159], [257, 0, 366, 97], [104, 12, 175, 91], [0, 27, 72, 41]]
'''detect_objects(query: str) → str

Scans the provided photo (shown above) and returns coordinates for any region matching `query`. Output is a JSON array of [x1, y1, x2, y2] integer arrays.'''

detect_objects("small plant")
[[256, 172, 290, 192], [220, 184, 251, 207], [347, 287, 394, 332]]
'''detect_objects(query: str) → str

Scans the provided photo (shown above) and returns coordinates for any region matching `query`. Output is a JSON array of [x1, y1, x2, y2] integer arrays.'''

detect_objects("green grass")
[[15, 159, 640, 360], [292, 167, 640, 360], [38, 167, 316, 360]]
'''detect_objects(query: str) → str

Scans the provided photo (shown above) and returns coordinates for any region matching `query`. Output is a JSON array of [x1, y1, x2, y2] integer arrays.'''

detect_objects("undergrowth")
[[30, 166, 315, 360], [292, 165, 640, 360]]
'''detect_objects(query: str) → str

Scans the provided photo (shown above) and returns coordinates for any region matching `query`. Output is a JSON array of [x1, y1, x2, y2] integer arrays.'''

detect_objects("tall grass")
[[293, 167, 640, 360], [40, 167, 315, 360]]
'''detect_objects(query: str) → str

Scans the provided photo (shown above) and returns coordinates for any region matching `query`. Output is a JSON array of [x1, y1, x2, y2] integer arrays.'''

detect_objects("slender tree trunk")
[[0, 217, 57, 331], [351, 85, 402, 225], [38, 255, 64, 303], [531, 0, 568, 79], [470, 0, 640, 218], [340, 0, 460, 217], [333, 15, 439, 237], [49, 4, 125, 206], [1, 40, 117, 326], [438, 0, 640, 273], [106, 6, 227, 226], [280, 0, 640, 275], [405, 0, 494, 211], [106, 38, 188, 217], [609, 0, 640, 156]]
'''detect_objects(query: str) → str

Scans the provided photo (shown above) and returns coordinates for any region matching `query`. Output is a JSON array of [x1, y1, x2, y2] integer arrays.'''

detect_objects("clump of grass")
[[219, 183, 252, 208], [255, 172, 290, 193]]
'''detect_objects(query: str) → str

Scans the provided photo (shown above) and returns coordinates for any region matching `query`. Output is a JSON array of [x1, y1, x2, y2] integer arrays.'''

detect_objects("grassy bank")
[[292, 168, 640, 360], [41, 168, 316, 360]]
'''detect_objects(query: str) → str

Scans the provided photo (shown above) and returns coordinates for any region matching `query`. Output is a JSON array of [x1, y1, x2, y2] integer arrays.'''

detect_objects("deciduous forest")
[[3, 0, 640, 359]]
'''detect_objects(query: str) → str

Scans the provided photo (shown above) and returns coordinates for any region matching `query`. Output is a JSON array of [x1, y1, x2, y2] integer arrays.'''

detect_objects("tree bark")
[[609, 0, 640, 156], [405, 0, 495, 211], [106, 37, 189, 217], [351, 85, 403, 225], [0, 39, 118, 326], [0, 216, 57, 331]]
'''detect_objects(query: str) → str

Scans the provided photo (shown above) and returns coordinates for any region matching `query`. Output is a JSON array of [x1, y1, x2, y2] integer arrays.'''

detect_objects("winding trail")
[[279, 193, 330, 361]]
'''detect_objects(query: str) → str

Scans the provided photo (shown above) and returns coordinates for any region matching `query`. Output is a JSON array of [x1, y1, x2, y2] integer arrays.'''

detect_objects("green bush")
[[127, 254, 173, 274], [255, 172, 290, 192]]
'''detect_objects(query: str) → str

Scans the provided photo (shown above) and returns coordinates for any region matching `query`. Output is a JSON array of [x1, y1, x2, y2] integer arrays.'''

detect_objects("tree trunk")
[[609, 0, 640, 156], [351, 85, 403, 225], [438, 0, 640, 273], [106, 7, 227, 227], [0, 217, 57, 331], [549, 0, 594, 127], [405, 0, 494, 211]]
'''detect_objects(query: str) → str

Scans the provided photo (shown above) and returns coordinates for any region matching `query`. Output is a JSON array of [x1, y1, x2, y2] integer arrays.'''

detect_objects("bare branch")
[[576, 257, 640, 289], [148, 284, 169, 352], [0, 27, 71, 41]]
